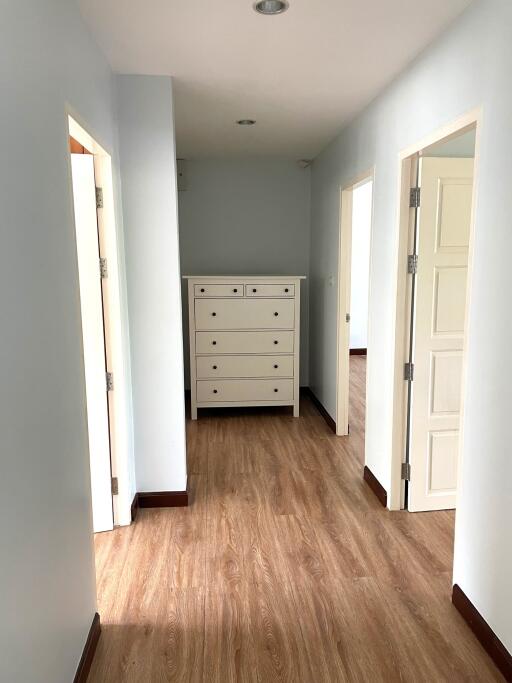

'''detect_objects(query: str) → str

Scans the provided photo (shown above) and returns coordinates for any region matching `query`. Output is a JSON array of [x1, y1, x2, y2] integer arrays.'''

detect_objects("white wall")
[[0, 2, 132, 681], [309, 0, 512, 653], [117, 75, 187, 493], [178, 159, 311, 386], [349, 181, 372, 349]]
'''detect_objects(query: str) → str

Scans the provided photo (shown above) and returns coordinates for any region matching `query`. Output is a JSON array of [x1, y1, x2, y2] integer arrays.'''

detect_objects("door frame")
[[389, 108, 483, 510], [336, 167, 375, 436], [66, 110, 133, 527]]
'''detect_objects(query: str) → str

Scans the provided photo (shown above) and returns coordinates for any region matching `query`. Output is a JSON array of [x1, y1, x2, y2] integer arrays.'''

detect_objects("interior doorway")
[[390, 114, 480, 512], [70, 144, 113, 532], [67, 115, 132, 531], [336, 171, 374, 436]]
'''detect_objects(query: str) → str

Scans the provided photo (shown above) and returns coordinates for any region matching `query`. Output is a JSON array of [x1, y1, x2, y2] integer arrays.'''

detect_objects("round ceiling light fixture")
[[253, 0, 289, 16], [236, 119, 256, 125]]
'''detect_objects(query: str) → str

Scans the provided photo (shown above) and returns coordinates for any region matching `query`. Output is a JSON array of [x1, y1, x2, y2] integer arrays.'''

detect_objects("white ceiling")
[[78, 0, 473, 159]]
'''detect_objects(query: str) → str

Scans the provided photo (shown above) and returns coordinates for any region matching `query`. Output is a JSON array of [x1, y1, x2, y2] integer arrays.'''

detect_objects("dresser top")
[[182, 275, 306, 280]]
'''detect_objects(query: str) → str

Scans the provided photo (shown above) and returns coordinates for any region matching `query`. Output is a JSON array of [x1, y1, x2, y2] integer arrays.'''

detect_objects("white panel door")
[[71, 155, 113, 532], [408, 157, 474, 512]]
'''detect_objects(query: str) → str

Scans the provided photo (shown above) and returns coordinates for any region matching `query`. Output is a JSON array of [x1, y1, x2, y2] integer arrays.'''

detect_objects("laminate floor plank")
[[168, 474, 208, 589], [203, 583, 260, 683], [89, 356, 504, 682], [248, 578, 315, 683]]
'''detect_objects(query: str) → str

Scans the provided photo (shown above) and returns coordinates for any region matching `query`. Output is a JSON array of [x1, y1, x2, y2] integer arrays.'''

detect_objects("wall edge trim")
[[363, 465, 388, 507], [452, 584, 512, 680], [136, 490, 189, 511], [301, 387, 336, 433], [130, 493, 139, 522], [73, 612, 101, 683]]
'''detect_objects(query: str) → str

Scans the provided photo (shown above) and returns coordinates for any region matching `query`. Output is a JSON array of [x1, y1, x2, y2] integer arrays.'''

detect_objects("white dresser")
[[184, 276, 305, 420]]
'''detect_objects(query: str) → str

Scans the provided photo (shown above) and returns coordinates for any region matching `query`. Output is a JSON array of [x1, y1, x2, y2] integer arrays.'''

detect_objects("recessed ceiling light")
[[254, 1, 289, 16], [237, 119, 256, 126]]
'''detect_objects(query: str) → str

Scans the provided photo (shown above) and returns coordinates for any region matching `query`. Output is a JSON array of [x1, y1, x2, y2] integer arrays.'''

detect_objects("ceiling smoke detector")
[[254, 1, 289, 16], [237, 119, 256, 126]]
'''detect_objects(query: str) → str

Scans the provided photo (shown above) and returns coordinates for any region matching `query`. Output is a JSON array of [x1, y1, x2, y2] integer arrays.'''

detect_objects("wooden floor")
[[90, 357, 502, 682]]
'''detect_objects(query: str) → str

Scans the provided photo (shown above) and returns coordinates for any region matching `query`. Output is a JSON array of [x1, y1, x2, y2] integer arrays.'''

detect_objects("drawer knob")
[[200, 288, 205, 293], [252, 288, 257, 293], [274, 388, 278, 393], [285, 288, 289, 293], [233, 288, 238, 293], [212, 341, 217, 345], [212, 312, 217, 316], [213, 389, 218, 394], [274, 364, 278, 369], [273, 340, 278, 345], [274, 312, 279, 317], [213, 365, 218, 370]]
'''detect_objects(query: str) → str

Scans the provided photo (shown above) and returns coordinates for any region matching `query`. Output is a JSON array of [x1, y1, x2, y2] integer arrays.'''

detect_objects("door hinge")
[[401, 462, 411, 481], [404, 362, 414, 381], [106, 371, 114, 392], [410, 187, 421, 208], [346, 313, 351, 323], [95, 186, 104, 209], [407, 254, 418, 274], [99, 257, 108, 279], [111, 476, 119, 496]]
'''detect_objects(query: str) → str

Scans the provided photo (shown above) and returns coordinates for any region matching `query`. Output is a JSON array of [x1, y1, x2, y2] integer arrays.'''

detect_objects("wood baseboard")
[[138, 490, 189, 510], [301, 387, 336, 433], [452, 584, 512, 680], [131, 490, 188, 521], [74, 612, 101, 683], [363, 465, 388, 507], [131, 493, 139, 522], [350, 348, 367, 356]]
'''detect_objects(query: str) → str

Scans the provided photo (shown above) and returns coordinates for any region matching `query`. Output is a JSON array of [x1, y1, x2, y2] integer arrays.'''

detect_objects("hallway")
[[89, 357, 501, 681]]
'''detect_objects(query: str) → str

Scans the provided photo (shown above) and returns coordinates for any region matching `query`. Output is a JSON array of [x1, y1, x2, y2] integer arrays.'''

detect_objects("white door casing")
[[71, 154, 113, 532], [336, 172, 374, 437], [408, 157, 474, 512], [336, 187, 353, 436]]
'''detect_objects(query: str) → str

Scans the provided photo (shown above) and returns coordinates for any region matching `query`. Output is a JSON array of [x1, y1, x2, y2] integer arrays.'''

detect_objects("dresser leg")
[[293, 403, 300, 418], [191, 405, 198, 420]]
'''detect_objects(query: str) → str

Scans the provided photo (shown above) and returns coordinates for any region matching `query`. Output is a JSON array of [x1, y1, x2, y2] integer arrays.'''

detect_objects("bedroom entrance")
[[390, 114, 479, 512]]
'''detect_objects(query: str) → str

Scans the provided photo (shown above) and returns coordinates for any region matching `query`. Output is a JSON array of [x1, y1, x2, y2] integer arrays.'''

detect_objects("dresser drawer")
[[195, 330, 294, 354], [197, 378, 294, 403], [195, 298, 294, 330], [196, 355, 294, 379], [194, 283, 243, 297], [246, 283, 295, 297]]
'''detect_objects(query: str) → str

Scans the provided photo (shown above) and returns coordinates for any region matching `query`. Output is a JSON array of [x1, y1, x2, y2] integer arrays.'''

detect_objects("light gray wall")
[[425, 128, 476, 157], [117, 76, 187, 493], [310, 0, 512, 653], [0, 2, 131, 681], [178, 159, 311, 386]]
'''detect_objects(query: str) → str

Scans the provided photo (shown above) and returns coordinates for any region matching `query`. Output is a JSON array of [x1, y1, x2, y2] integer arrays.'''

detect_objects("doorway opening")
[[336, 170, 374, 436], [390, 112, 480, 512], [67, 115, 131, 531]]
